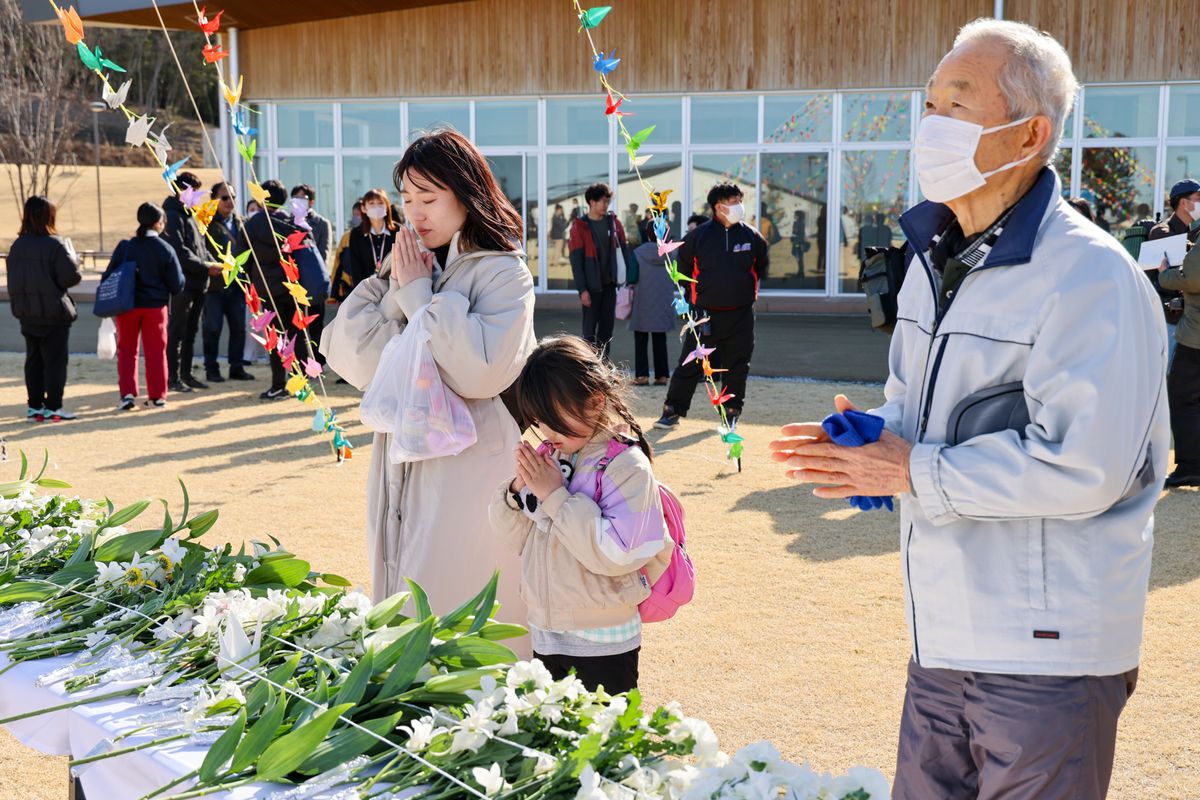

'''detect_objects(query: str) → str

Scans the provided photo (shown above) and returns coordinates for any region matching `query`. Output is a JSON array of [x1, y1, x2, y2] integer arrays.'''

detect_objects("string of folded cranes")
[[45, 0, 745, 467]]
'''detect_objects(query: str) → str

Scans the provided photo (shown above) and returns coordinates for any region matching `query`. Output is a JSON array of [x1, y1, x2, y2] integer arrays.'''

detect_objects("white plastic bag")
[[360, 307, 477, 463], [97, 318, 117, 360]]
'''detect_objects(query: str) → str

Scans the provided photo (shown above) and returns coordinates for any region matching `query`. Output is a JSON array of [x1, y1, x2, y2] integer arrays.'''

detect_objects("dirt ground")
[[0, 354, 1196, 799]]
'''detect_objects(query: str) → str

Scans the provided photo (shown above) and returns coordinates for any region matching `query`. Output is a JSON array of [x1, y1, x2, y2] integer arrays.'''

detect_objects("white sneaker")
[[26, 407, 46, 421], [119, 395, 136, 411], [47, 409, 76, 421]]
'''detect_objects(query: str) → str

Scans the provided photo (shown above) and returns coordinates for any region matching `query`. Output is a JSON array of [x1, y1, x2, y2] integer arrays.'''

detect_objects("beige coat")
[[323, 234, 536, 647]]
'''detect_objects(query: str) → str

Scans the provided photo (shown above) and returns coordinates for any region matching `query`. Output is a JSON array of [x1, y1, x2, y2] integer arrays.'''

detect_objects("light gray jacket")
[[872, 169, 1169, 676]]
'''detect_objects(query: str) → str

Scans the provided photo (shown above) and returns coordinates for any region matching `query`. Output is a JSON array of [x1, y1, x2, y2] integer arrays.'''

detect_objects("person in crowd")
[[203, 182, 254, 383], [7, 196, 82, 421], [629, 221, 678, 386], [770, 20, 1166, 800], [290, 184, 333, 264], [336, 188, 398, 302], [623, 202, 641, 245], [233, 179, 309, 400], [245, 199, 262, 217], [489, 335, 671, 692], [1148, 179, 1200, 364], [686, 213, 707, 233], [669, 200, 683, 240], [790, 208, 809, 272], [550, 203, 568, 259], [1066, 196, 1097, 223], [655, 183, 768, 429], [1158, 217, 1200, 487], [163, 171, 220, 393], [323, 130, 536, 644], [330, 200, 363, 304], [568, 182, 632, 359], [102, 203, 186, 410]]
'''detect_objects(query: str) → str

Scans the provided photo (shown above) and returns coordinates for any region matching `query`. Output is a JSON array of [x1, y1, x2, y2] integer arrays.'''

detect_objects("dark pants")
[[664, 306, 755, 416], [202, 288, 247, 374], [581, 284, 618, 359], [535, 648, 639, 695], [634, 331, 669, 379], [1167, 342, 1200, 474], [267, 292, 311, 391], [167, 286, 205, 382], [309, 295, 328, 366], [894, 659, 1137, 800], [22, 326, 70, 410]]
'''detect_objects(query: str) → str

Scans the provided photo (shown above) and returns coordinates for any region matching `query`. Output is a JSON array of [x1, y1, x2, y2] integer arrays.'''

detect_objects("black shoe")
[[228, 369, 256, 381], [335, 377, 349, 385], [182, 374, 209, 390], [654, 408, 682, 429], [1164, 471, 1200, 488], [168, 380, 193, 394], [119, 395, 136, 411], [206, 370, 226, 383], [260, 386, 287, 400]]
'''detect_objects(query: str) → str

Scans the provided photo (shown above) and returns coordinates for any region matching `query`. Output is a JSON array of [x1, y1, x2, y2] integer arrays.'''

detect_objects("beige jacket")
[[488, 437, 672, 631], [323, 235, 536, 646]]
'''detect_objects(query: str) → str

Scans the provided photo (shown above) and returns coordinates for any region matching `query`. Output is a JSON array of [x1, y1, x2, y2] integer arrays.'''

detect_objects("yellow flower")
[[124, 566, 145, 588]]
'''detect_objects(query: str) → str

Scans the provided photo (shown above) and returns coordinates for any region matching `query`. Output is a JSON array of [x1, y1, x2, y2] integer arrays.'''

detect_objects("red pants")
[[115, 306, 169, 400]]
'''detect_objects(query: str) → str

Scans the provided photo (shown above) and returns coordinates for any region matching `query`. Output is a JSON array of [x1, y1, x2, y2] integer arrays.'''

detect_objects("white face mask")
[[914, 114, 1035, 203], [365, 204, 387, 221], [721, 202, 746, 224], [290, 197, 310, 215]]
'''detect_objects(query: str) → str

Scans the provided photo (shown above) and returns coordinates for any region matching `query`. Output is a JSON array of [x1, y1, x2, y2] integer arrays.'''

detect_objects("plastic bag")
[[97, 317, 117, 360], [359, 307, 477, 463], [615, 285, 634, 320]]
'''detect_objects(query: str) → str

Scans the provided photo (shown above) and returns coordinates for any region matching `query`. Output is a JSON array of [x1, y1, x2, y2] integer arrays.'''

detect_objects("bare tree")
[[0, 0, 87, 207]]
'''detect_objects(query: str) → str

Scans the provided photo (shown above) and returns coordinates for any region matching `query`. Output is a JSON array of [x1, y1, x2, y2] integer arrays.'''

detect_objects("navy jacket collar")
[[899, 167, 1059, 269]]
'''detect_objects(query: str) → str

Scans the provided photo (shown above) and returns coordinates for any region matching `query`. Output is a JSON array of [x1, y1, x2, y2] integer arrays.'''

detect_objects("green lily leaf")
[[255, 703, 355, 782], [378, 617, 435, 696], [104, 500, 151, 529], [199, 708, 245, 784], [430, 636, 516, 669], [332, 649, 374, 707], [244, 558, 310, 588], [48, 563, 97, 586], [94, 529, 165, 562], [0, 581, 59, 603], [297, 711, 403, 777], [406, 578, 433, 620], [35, 478, 71, 489], [245, 654, 301, 715], [437, 571, 498, 633], [231, 691, 287, 773]]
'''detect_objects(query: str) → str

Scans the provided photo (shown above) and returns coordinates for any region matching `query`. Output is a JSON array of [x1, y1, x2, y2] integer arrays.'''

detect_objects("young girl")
[[489, 335, 673, 693]]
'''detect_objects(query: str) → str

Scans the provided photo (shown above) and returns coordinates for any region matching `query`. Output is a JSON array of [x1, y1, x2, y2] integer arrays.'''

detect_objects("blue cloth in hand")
[[820, 409, 895, 512]]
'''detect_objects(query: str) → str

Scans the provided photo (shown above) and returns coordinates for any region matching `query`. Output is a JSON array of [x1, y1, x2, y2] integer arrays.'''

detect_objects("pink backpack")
[[593, 439, 696, 622]]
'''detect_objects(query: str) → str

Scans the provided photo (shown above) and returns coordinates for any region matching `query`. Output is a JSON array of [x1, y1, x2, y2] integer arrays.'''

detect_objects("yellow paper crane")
[[247, 181, 270, 208], [650, 189, 673, 213], [222, 75, 243, 108], [284, 281, 311, 307]]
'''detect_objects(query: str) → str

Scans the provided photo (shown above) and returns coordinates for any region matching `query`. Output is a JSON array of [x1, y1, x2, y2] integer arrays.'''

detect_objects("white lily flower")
[[828, 767, 891, 800], [449, 701, 499, 754], [232, 563, 247, 582], [216, 613, 261, 676], [401, 717, 438, 750], [576, 765, 607, 800], [159, 537, 187, 566], [471, 763, 508, 797], [95, 561, 126, 586], [467, 674, 506, 707], [506, 660, 554, 691]]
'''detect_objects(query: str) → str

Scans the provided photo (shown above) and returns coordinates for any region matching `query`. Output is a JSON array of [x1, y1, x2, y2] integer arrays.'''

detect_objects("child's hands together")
[[516, 442, 564, 502]]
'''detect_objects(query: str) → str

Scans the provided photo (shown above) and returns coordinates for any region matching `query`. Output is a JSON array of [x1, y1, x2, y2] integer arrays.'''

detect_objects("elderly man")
[[771, 19, 1168, 800]]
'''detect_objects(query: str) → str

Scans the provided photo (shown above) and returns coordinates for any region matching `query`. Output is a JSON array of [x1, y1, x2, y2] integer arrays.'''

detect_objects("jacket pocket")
[[1028, 519, 1046, 610]]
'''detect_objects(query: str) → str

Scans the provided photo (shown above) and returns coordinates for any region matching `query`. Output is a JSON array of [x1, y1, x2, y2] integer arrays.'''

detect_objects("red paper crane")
[[197, 7, 223, 35], [293, 308, 319, 330], [244, 283, 261, 315], [202, 43, 229, 63], [283, 230, 308, 253], [605, 91, 630, 117], [281, 256, 299, 283], [707, 384, 735, 407]]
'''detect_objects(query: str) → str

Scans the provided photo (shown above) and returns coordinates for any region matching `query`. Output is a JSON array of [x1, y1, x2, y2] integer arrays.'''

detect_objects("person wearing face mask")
[[202, 183, 254, 383], [769, 20, 1166, 800], [654, 183, 768, 430], [1146, 179, 1200, 365], [323, 130, 536, 653], [163, 171, 222, 394], [341, 188, 398, 302], [290, 184, 333, 265]]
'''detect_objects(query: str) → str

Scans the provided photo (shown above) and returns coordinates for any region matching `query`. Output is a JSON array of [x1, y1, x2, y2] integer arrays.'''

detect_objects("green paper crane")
[[578, 6, 611, 30], [77, 42, 126, 73], [720, 429, 745, 445], [237, 137, 257, 164], [665, 259, 697, 284]]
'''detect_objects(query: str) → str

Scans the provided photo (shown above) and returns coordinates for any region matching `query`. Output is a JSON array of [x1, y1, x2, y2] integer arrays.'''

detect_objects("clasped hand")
[[768, 394, 914, 499], [389, 226, 435, 288], [511, 442, 565, 502]]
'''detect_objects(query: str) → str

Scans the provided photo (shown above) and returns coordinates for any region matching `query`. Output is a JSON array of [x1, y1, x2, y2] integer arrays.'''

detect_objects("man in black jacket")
[[1148, 178, 1200, 364], [655, 183, 768, 429], [164, 171, 220, 393], [203, 182, 255, 383], [233, 179, 311, 399]]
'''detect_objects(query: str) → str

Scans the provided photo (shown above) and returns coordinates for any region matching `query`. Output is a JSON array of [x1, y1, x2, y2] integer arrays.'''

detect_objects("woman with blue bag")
[[6, 196, 82, 422], [100, 203, 185, 410]]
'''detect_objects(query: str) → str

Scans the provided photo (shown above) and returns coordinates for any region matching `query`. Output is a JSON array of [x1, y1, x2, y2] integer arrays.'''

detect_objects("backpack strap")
[[592, 438, 633, 503]]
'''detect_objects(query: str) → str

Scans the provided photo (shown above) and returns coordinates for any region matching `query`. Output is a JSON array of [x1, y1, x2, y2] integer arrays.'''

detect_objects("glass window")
[[1079, 145, 1157, 231], [276, 155, 337, 221], [546, 153, 609, 289], [1165, 145, 1200, 210], [245, 103, 268, 148], [690, 96, 758, 144], [1168, 84, 1200, 138], [1061, 109, 1076, 141], [617, 154, 683, 244], [527, 157, 539, 286], [546, 98, 609, 146], [1054, 147, 1073, 197], [408, 102, 469, 139], [1083, 86, 1159, 139], [763, 94, 833, 143], [760, 153, 829, 291], [839, 149, 910, 293], [343, 155, 400, 227], [475, 100, 538, 146], [486, 155, 537, 285], [690, 153, 758, 221], [276, 103, 334, 149], [842, 92, 911, 142], [341, 103, 401, 149], [623, 96, 682, 145]]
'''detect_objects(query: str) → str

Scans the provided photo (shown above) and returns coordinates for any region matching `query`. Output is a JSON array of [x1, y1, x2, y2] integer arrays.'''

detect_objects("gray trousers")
[[894, 659, 1137, 800]]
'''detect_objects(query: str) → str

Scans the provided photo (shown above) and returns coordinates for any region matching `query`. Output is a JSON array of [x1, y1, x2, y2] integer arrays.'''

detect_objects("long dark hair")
[[516, 336, 652, 461], [136, 202, 165, 238], [19, 196, 56, 237], [393, 129, 522, 253]]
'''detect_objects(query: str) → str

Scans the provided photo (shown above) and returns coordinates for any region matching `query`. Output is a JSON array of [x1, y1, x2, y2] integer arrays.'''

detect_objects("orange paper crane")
[[202, 43, 229, 63], [197, 6, 223, 35], [53, 3, 84, 45]]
